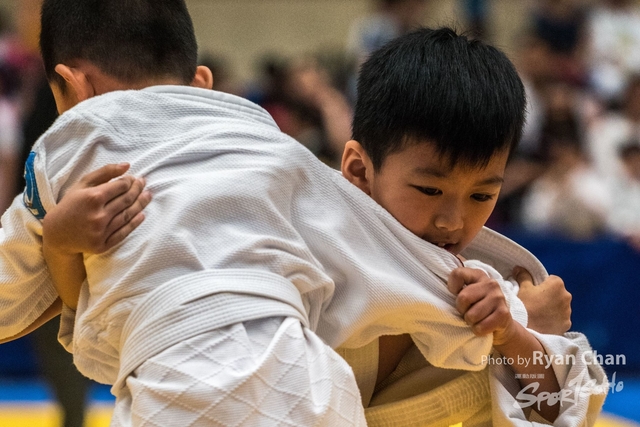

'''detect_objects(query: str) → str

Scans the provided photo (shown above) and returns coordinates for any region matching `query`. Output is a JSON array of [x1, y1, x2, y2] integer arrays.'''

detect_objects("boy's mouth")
[[437, 242, 456, 253]]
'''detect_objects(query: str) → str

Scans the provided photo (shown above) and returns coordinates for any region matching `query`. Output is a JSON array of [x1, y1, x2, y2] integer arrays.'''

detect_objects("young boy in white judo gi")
[[337, 27, 606, 425], [24, 20, 605, 425]]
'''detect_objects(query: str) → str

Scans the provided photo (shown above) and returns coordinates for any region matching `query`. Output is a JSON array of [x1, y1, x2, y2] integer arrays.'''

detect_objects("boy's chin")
[[443, 243, 457, 253]]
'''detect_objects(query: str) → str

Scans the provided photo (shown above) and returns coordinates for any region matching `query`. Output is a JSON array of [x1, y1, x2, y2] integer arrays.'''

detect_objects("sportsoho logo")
[[512, 351, 626, 411]]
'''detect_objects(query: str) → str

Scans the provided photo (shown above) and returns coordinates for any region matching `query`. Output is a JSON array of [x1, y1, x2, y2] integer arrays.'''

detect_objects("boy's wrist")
[[42, 237, 81, 259], [492, 318, 522, 348], [42, 213, 78, 257]]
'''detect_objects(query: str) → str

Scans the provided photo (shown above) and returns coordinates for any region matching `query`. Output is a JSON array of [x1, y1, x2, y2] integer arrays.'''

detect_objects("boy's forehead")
[[393, 138, 507, 165], [382, 139, 509, 179]]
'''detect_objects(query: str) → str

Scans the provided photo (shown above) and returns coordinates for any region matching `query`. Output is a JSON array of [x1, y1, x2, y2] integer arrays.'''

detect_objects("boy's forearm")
[[43, 245, 85, 311], [494, 321, 561, 422]]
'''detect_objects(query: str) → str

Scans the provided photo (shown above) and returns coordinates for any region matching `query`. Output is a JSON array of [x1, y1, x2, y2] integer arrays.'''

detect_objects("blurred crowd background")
[[1, 0, 640, 426], [1, 0, 640, 244]]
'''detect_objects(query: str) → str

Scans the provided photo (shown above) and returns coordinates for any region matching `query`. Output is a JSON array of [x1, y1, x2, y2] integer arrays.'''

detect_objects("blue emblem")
[[23, 151, 47, 220]]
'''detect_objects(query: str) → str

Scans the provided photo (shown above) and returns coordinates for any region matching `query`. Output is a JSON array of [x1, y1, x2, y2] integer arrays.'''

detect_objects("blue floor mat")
[[0, 380, 114, 403], [602, 377, 640, 422]]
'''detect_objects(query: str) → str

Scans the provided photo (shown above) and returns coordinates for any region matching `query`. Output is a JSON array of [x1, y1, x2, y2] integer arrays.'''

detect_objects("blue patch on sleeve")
[[23, 151, 47, 220]]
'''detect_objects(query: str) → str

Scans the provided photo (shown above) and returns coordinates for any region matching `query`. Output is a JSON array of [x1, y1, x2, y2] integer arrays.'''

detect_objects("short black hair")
[[352, 27, 526, 171], [40, 0, 198, 87]]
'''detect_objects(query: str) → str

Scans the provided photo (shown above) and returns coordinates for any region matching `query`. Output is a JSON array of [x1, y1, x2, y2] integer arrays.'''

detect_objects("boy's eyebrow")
[[413, 166, 505, 186], [413, 166, 449, 178], [475, 176, 505, 186]]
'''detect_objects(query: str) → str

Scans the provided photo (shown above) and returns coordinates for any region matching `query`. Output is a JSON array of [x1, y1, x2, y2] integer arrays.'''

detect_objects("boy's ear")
[[191, 66, 214, 90], [54, 64, 95, 103], [341, 140, 373, 195]]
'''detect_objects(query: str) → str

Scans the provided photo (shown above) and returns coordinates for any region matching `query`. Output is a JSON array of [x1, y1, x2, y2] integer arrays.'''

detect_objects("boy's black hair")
[[40, 0, 198, 88], [352, 27, 526, 171]]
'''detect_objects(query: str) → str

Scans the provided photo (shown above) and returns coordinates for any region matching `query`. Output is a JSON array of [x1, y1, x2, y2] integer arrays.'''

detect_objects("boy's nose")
[[434, 211, 463, 232]]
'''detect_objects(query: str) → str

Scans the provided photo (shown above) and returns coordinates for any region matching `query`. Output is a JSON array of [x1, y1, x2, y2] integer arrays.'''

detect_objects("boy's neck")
[[93, 74, 184, 95], [76, 60, 185, 96], [51, 61, 212, 114]]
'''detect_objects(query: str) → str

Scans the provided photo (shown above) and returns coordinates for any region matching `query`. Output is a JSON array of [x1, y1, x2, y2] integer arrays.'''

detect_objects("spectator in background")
[[476, 22, 596, 230], [607, 141, 640, 251], [520, 86, 611, 240], [460, 0, 489, 39], [0, 6, 20, 225], [347, 0, 428, 62], [531, 0, 588, 86], [345, 0, 428, 103], [515, 34, 557, 156], [492, 39, 560, 229], [252, 55, 352, 168], [586, 0, 640, 105], [587, 73, 640, 181], [285, 58, 353, 165], [516, 2, 597, 157], [0, 62, 21, 215], [198, 53, 242, 96]]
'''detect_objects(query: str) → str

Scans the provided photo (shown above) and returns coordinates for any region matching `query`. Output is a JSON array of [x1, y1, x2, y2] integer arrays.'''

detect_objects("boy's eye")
[[471, 193, 494, 202], [414, 186, 441, 196]]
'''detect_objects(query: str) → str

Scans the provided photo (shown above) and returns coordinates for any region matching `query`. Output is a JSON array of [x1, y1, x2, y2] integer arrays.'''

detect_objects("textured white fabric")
[[462, 259, 528, 328], [0, 86, 530, 383], [0, 195, 58, 335], [338, 227, 607, 425], [111, 317, 366, 427], [0, 86, 604, 425]]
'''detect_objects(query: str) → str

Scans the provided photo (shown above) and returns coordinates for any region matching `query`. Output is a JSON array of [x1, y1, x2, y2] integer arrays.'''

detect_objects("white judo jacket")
[[0, 86, 605, 425]]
